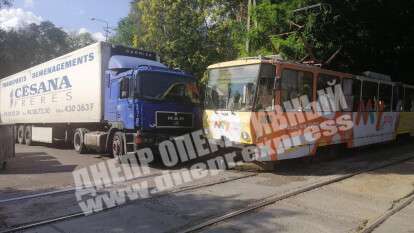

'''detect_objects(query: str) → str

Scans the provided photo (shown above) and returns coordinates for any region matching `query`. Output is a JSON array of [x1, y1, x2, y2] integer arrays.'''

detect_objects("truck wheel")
[[24, 126, 33, 146], [112, 132, 125, 159], [17, 126, 25, 145], [74, 128, 88, 154]]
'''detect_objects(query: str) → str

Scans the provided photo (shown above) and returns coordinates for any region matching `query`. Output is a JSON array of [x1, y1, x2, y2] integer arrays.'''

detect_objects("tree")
[[0, 21, 89, 78], [241, 0, 303, 57], [0, 0, 11, 8], [112, 0, 243, 78], [299, 0, 414, 83], [110, 0, 414, 83], [111, 1, 141, 47], [67, 31, 97, 50]]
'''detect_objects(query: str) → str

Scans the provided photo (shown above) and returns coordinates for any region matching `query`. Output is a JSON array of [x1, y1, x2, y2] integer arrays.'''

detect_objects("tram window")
[[361, 81, 378, 112], [255, 65, 276, 111], [379, 84, 392, 112], [352, 79, 362, 112], [317, 74, 340, 90], [342, 78, 353, 112], [404, 88, 414, 112], [317, 74, 341, 112], [393, 86, 403, 112], [281, 69, 313, 111]]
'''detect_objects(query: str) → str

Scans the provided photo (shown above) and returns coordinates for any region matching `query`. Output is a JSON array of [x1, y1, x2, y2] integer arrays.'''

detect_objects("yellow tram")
[[203, 56, 414, 161]]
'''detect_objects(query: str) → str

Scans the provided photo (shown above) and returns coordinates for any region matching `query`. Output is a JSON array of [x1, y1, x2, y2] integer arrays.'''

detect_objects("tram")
[[203, 56, 414, 161]]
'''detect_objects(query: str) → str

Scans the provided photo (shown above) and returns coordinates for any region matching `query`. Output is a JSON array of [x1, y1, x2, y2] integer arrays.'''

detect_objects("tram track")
[[173, 154, 414, 233], [355, 188, 414, 233], [2, 153, 414, 233], [0, 171, 163, 205], [0, 172, 258, 233]]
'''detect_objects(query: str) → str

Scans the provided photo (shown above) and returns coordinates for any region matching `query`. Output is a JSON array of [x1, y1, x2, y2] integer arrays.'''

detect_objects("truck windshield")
[[204, 64, 261, 111], [137, 71, 199, 104]]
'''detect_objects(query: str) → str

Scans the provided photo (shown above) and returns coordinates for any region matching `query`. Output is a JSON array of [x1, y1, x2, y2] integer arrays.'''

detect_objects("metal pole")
[[246, 0, 252, 54], [90, 18, 111, 42]]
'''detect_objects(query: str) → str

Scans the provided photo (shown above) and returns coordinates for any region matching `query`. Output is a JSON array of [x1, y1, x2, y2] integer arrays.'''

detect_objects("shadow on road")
[[0, 152, 77, 175]]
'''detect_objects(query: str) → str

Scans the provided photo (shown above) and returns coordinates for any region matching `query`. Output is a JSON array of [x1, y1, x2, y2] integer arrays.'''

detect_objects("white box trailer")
[[0, 42, 159, 147], [0, 42, 106, 124], [0, 42, 162, 125]]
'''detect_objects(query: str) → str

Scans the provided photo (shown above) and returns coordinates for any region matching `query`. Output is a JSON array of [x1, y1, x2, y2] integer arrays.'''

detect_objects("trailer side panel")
[[0, 43, 104, 124]]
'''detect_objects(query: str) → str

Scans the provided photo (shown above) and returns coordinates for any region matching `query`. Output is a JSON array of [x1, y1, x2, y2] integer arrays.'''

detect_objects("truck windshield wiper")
[[140, 95, 164, 101]]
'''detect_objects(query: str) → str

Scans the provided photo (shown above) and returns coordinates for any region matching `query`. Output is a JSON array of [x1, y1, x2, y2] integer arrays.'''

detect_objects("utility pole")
[[245, 0, 256, 54], [90, 18, 111, 42], [246, 0, 251, 54]]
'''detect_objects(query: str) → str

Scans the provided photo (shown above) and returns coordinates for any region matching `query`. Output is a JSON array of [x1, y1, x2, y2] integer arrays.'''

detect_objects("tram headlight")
[[241, 131, 251, 142]]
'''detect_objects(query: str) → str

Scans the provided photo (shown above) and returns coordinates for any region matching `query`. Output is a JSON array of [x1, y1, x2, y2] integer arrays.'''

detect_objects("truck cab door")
[[117, 77, 135, 129], [105, 73, 119, 121]]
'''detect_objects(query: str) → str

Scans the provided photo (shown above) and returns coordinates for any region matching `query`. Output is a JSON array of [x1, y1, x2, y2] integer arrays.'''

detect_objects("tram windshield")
[[205, 64, 275, 111]]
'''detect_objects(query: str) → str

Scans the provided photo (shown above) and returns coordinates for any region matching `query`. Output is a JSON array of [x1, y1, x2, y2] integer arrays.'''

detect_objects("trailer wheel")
[[112, 132, 125, 159], [74, 128, 88, 154], [24, 126, 32, 146], [17, 126, 25, 145]]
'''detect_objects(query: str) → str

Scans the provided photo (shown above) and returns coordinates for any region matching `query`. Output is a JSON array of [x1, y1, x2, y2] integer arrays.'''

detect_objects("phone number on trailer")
[[57, 103, 95, 113]]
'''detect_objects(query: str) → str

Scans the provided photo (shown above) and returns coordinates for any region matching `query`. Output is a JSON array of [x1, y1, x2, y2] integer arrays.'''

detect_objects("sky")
[[0, 0, 132, 41]]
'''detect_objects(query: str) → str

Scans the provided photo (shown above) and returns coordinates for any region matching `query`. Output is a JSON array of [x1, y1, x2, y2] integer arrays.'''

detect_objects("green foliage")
[[270, 35, 305, 60], [243, 0, 291, 56], [110, 11, 139, 47], [108, 1, 142, 47], [67, 31, 97, 50], [0, 21, 97, 78], [2, 0, 414, 84], [111, 0, 311, 78], [302, 0, 414, 83], [113, 0, 242, 79], [0, 0, 98, 78]]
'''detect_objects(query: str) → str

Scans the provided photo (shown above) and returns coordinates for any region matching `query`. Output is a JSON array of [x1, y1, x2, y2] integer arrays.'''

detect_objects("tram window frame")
[[352, 79, 362, 112], [280, 68, 314, 112], [341, 78, 353, 112], [361, 81, 379, 112], [255, 64, 277, 111], [393, 86, 403, 112], [316, 73, 341, 112], [378, 83, 392, 112], [317, 74, 341, 90], [404, 87, 414, 112]]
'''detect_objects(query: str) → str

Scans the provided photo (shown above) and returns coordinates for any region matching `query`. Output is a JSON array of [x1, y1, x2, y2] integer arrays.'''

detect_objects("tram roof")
[[207, 57, 352, 77], [207, 59, 263, 69], [207, 57, 404, 85]]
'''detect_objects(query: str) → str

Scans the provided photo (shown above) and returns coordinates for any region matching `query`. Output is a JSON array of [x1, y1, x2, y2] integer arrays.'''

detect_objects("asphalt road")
[[0, 140, 413, 233], [0, 144, 112, 198]]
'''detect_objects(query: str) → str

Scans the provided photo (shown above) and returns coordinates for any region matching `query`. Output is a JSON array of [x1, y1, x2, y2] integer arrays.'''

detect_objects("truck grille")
[[156, 112, 193, 128]]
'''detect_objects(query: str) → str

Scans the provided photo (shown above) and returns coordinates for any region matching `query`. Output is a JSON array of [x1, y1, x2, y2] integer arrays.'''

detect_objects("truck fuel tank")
[[84, 131, 108, 153]]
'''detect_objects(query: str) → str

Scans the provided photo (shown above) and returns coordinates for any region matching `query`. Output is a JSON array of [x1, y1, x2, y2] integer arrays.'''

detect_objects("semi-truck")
[[0, 42, 201, 157]]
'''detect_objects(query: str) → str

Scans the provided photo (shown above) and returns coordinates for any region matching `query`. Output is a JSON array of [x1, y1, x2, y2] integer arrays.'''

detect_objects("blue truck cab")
[[93, 46, 200, 156]]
